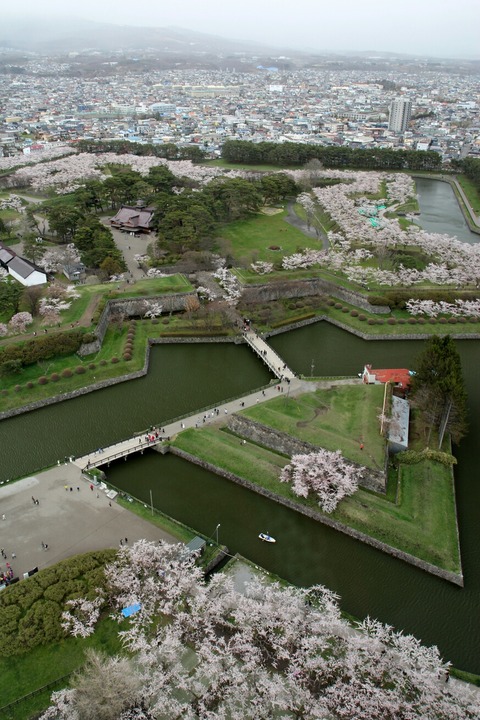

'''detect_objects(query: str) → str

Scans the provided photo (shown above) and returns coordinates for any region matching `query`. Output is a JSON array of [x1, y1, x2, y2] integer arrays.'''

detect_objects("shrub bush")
[[448, 317, 458, 324], [123, 352, 132, 361], [162, 319, 170, 325], [151, 318, 159, 325], [397, 318, 406, 324], [82, 332, 96, 344], [75, 365, 86, 374], [88, 363, 96, 370], [376, 318, 384, 325], [62, 368, 73, 378], [14, 384, 22, 392], [38, 376, 48, 385], [458, 316, 467, 324], [417, 317, 426, 324], [100, 359, 107, 366], [367, 318, 376, 325], [428, 317, 437, 324], [358, 314, 366, 321], [387, 318, 396, 325], [334, 302, 342, 309], [327, 299, 335, 306], [111, 356, 119, 364], [1, 388, 7, 396], [350, 309, 358, 317], [341, 307, 349, 313], [408, 318, 417, 324], [26, 381, 34, 389], [51, 373, 60, 382], [439, 317, 448, 324]]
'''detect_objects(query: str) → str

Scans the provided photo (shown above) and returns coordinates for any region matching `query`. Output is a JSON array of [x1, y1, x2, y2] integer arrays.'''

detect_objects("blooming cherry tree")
[[8, 311, 33, 334], [280, 449, 362, 512], [43, 540, 480, 720]]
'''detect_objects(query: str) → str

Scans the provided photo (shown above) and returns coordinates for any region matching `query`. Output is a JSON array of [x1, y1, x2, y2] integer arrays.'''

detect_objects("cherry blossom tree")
[[8, 311, 33, 334], [280, 449, 363, 512], [42, 540, 480, 720]]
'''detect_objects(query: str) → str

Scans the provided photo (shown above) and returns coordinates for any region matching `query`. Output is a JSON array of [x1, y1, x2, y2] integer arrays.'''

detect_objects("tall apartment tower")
[[388, 98, 412, 133]]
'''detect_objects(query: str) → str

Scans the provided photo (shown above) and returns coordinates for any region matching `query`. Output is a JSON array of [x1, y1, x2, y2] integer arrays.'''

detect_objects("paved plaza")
[[0, 463, 177, 581]]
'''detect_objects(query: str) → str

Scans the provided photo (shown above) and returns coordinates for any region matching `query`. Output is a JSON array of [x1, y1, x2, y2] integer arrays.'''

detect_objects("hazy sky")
[[7, 0, 480, 59]]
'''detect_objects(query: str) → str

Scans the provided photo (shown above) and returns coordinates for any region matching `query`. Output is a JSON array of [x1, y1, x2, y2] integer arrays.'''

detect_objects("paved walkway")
[[0, 463, 178, 581], [243, 330, 296, 380], [73, 374, 312, 471]]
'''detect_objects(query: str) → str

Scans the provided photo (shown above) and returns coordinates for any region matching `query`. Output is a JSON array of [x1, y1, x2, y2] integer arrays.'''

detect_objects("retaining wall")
[[168, 446, 463, 587], [241, 277, 390, 314], [227, 414, 386, 493]]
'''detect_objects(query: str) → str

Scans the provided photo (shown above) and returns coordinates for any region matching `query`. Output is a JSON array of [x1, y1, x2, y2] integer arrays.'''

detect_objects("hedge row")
[[368, 289, 480, 310], [271, 313, 316, 328], [0, 549, 115, 656], [0, 331, 86, 369], [397, 449, 457, 467]]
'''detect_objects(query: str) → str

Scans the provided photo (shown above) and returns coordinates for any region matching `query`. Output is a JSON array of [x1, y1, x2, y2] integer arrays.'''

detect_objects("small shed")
[[184, 536, 206, 558], [63, 262, 86, 282]]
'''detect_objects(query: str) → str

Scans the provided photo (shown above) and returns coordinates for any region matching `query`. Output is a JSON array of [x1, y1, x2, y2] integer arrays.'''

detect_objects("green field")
[[217, 209, 317, 263], [173, 425, 461, 573], [241, 385, 386, 471], [456, 174, 480, 215]]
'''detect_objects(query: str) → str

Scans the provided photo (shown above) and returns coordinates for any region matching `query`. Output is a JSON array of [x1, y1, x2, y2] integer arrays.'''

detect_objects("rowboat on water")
[[258, 532, 276, 543]]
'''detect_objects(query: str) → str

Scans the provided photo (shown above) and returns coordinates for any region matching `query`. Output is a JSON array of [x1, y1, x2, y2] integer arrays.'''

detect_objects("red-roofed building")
[[362, 364, 412, 393]]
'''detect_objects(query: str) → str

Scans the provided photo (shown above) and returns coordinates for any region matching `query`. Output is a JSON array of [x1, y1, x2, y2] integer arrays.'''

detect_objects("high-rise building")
[[388, 98, 412, 133]]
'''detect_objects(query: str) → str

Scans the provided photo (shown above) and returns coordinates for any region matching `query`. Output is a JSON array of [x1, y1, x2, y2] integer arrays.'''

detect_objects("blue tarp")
[[122, 602, 141, 618]]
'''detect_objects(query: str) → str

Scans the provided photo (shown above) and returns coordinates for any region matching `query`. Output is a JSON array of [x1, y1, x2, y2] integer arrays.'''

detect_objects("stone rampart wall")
[[227, 414, 386, 493], [168, 446, 463, 586], [241, 277, 390, 314]]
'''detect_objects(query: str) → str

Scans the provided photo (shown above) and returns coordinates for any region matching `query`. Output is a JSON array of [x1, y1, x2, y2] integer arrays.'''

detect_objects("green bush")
[[350, 310, 359, 317], [387, 318, 396, 325], [398, 449, 457, 466], [341, 307, 349, 313], [75, 365, 86, 374], [334, 302, 342, 309], [358, 315, 366, 321], [38, 376, 48, 385], [111, 356, 119, 364], [408, 318, 417, 324], [448, 317, 458, 324], [100, 359, 107, 366], [0, 331, 84, 369], [51, 373, 60, 382], [88, 363, 96, 370], [14, 384, 22, 392], [367, 318, 375, 325], [123, 352, 132, 361], [327, 299, 335, 306], [62, 368, 73, 378], [26, 381, 34, 389], [368, 294, 390, 306], [0, 550, 115, 656]]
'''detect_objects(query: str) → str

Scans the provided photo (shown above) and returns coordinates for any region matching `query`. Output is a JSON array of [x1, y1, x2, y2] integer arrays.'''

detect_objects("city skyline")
[[4, 0, 480, 60]]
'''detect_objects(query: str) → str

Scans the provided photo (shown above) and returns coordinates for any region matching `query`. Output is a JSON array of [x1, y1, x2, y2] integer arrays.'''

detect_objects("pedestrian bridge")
[[73, 333, 298, 472], [243, 331, 296, 380]]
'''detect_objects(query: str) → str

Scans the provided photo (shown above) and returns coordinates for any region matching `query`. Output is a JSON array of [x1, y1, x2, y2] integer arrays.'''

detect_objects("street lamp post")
[[215, 523, 221, 545]]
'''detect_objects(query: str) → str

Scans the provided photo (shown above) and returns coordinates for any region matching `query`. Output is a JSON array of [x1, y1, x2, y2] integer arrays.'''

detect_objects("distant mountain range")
[[0, 15, 292, 56]]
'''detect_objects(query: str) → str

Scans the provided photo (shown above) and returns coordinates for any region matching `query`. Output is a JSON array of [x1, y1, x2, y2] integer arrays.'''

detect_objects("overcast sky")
[[7, 0, 480, 59]]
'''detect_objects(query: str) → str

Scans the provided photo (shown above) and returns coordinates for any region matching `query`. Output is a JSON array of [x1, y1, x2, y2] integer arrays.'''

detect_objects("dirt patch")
[[296, 405, 328, 427]]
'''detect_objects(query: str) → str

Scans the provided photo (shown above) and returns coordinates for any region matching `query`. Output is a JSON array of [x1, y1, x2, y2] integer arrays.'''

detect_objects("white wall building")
[[388, 98, 412, 134]]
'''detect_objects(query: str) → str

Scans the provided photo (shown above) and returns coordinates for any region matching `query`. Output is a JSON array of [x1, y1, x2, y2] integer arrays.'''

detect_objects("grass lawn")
[[240, 385, 387, 471], [217, 210, 315, 263], [0, 617, 123, 719], [203, 159, 299, 172], [456, 174, 480, 215], [173, 427, 461, 573]]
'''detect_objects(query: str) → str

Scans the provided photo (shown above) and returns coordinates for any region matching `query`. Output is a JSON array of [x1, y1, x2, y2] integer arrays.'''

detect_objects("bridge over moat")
[[72, 334, 298, 471]]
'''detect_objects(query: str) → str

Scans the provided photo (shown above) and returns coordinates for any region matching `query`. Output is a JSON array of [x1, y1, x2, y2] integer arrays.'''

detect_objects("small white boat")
[[259, 533, 276, 543]]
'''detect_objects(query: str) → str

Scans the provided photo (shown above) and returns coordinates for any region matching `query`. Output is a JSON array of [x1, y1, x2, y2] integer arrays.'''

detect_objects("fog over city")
[[5, 0, 480, 59]]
